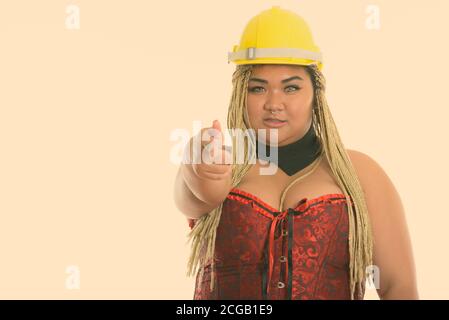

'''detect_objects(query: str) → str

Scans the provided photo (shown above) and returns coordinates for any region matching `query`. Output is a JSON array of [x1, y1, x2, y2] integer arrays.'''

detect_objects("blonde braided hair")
[[186, 63, 373, 300]]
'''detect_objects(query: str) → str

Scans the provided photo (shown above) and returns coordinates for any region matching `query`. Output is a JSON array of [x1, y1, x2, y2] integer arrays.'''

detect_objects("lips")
[[264, 118, 286, 122], [263, 118, 287, 128]]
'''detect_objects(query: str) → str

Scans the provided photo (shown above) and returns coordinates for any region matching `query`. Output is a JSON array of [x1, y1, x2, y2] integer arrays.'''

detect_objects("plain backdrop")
[[0, 0, 448, 299]]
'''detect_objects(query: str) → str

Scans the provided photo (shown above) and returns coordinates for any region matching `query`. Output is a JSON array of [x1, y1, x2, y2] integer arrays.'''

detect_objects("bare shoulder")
[[345, 151, 418, 299], [345, 148, 392, 194], [346, 148, 383, 174], [345, 148, 405, 223]]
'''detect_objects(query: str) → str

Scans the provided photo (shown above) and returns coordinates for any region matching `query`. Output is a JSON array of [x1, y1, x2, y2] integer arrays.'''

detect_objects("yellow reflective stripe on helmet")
[[227, 47, 322, 63]]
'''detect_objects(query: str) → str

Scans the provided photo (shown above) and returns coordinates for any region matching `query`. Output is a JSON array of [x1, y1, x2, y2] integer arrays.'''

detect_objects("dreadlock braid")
[[186, 63, 373, 300]]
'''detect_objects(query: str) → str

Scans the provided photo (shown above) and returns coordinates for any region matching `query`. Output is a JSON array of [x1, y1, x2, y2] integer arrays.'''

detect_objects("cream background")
[[0, 0, 448, 299]]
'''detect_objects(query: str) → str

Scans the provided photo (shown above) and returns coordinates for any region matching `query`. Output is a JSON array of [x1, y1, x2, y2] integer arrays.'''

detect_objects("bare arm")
[[348, 149, 419, 300], [174, 120, 233, 220], [174, 163, 232, 219]]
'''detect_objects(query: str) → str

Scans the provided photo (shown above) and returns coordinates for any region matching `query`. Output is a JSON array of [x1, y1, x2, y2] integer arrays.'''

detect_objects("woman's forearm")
[[181, 161, 232, 206], [174, 164, 232, 219]]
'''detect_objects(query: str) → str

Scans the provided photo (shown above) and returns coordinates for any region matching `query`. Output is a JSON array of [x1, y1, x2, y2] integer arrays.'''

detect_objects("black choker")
[[255, 123, 322, 176]]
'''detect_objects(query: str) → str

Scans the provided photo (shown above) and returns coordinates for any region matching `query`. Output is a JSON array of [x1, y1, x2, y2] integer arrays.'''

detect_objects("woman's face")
[[246, 64, 314, 146]]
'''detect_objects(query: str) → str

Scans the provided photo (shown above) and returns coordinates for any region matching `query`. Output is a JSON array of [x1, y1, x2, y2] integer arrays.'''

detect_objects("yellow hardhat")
[[228, 6, 323, 70]]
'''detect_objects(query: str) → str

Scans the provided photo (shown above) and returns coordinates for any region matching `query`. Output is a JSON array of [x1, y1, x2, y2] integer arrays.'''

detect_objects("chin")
[[260, 135, 286, 146], [254, 125, 288, 143]]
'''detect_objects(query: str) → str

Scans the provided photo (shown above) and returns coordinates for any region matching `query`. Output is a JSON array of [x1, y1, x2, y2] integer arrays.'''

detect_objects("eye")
[[248, 85, 301, 93], [248, 86, 265, 93], [285, 85, 300, 92]]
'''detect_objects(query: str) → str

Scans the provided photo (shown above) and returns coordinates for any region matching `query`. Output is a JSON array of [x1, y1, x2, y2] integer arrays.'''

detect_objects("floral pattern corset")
[[187, 187, 365, 300]]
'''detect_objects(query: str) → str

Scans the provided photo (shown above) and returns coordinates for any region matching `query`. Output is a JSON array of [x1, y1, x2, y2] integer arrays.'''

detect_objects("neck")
[[256, 123, 322, 176]]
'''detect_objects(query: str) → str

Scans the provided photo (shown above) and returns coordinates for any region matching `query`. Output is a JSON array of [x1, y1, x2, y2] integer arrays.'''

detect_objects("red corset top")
[[187, 187, 363, 300]]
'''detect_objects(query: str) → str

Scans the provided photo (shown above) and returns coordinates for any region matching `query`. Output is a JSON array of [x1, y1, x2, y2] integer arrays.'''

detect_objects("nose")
[[264, 91, 285, 113]]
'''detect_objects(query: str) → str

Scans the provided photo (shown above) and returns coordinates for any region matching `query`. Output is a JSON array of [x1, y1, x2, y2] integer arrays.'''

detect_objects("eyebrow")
[[248, 76, 304, 84]]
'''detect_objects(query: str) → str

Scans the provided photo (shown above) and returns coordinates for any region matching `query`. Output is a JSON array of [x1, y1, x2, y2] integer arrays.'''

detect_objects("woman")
[[174, 6, 418, 300]]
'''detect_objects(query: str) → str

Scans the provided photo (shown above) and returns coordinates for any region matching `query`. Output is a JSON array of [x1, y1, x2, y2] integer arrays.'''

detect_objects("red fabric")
[[187, 188, 364, 300]]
